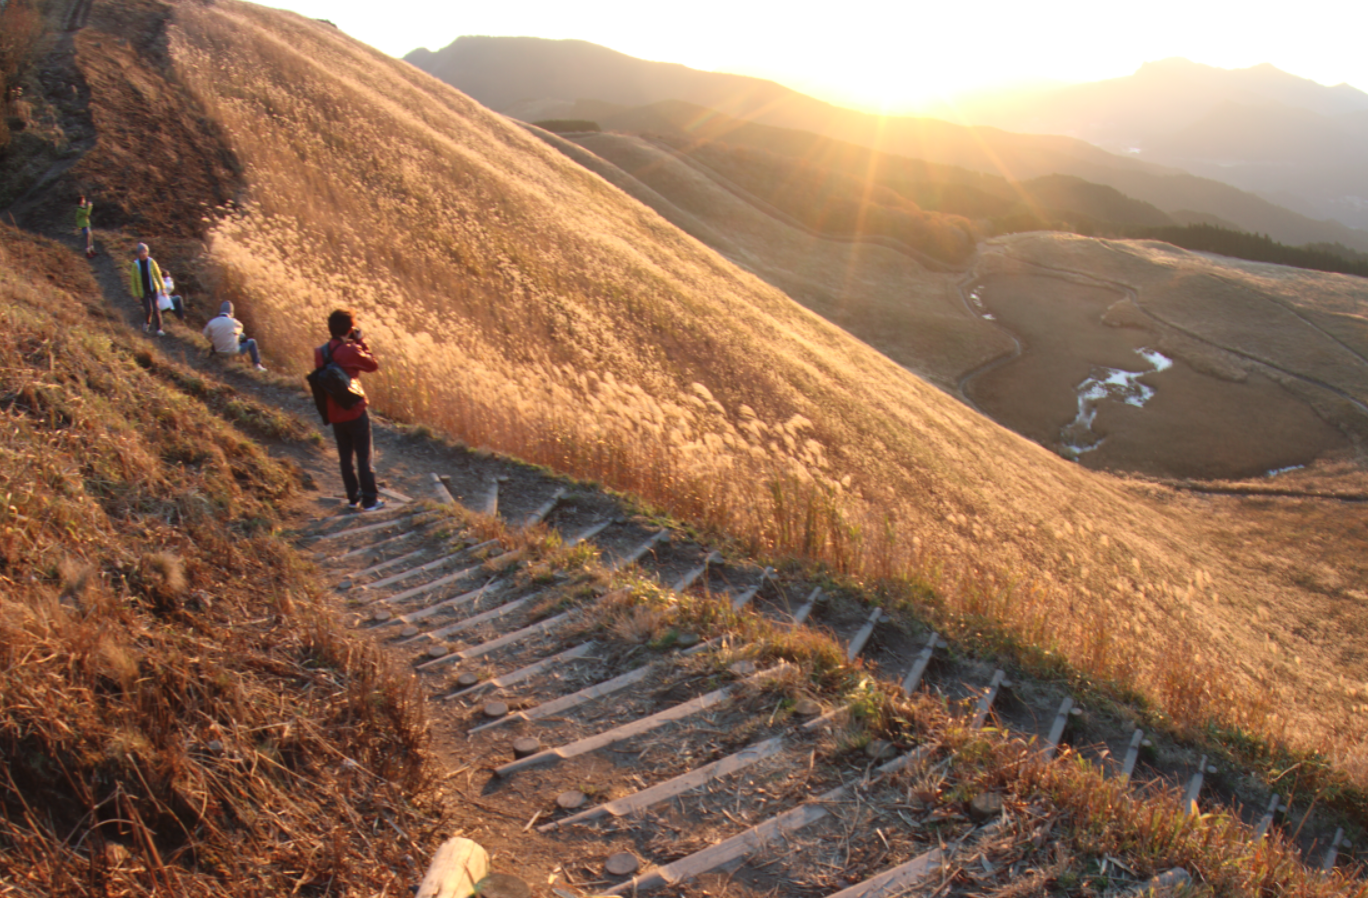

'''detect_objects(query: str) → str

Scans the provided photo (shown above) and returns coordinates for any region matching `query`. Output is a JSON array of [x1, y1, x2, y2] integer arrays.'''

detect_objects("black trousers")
[[333, 410, 377, 507]]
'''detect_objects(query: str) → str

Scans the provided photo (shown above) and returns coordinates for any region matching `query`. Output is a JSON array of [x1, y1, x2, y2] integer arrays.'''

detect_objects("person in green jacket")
[[128, 242, 166, 335], [74, 196, 94, 256]]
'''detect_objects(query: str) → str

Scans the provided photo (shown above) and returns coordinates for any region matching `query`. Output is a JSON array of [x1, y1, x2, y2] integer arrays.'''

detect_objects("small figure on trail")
[[204, 301, 266, 371], [75, 196, 94, 256], [159, 271, 186, 322], [128, 242, 165, 335], [313, 309, 383, 512]]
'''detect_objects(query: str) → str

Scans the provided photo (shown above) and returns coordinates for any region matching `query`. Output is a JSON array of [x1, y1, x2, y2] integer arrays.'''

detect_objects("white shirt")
[[203, 315, 244, 353]]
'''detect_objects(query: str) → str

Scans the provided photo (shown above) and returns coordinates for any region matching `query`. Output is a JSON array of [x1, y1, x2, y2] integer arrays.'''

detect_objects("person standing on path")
[[315, 309, 383, 512], [128, 243, 165, 335], [74, 196, 94, 256]]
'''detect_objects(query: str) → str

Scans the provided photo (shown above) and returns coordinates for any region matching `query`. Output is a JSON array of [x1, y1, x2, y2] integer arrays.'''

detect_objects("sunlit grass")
[[166, 0, 1367, 798]]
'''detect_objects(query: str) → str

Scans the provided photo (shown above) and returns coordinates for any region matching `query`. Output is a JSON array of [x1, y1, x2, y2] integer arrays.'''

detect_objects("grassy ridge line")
[[0, 224, 433, 895], [160, 0, 1368, 781]]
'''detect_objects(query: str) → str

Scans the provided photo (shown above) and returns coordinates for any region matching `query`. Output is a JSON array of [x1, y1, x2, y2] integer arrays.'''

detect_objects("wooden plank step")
[[1322, 828, 1346, 871], [444, 642, 598, 700], [1183, 755, 1209, 814], [900, 632, 944, 695], [311, 510, 423, 544], [605, 744, 930, 894], [416, 610, 575, 671], [567, 519, 613, 547], [731, 567, 775, 611], [1043, 697, 1080, 760], [480, 479, 499, 517], [611, 530, 669, 571], [845, 608, 887, 662], [541, 734, 789, 832], [303, 499, 413, 534], [364, 540, 500, 591], [335, 520, 437, 560], [493, 664, 793, 779], [430, 473, 456, 504], [395, 578, 506, 625], [791, 587, 821, 626], [352, 545, 431, 579], [399, 592, 537, 645], [470, 663, 657, 734], [1119, 729, 1147, 781], [971, 670, 1008, 729], [371, 561, 484, 606], [1252, 794, 1283, 842], [378, 486, 413, 504], [671, 551, 722, 593], [820, 847, 947, 898], [524, 487, 566, 528]]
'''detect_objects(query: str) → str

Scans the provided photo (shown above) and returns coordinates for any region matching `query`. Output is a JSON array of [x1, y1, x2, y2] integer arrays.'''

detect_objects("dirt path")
[[952, 250, 1024, 409]]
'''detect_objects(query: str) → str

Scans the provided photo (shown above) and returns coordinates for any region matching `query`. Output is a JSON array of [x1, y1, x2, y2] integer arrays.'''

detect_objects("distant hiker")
[[204, 301, 267, 371], [314, 309, 383, 512], [128, 243, 165, 335], [160, 272, 186, 322], [75, 196, 94, 256]]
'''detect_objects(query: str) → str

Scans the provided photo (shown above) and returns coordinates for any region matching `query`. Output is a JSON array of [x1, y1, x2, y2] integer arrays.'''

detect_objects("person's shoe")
[[155, 330, 166, 336], [142, 323, 150, 333], [361, 499, 386, 513], [346, 500, 360, 511], [255, 364, 267, 372]]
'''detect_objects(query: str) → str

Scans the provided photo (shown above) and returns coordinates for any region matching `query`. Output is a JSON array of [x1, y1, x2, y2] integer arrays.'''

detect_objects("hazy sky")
[[266, 0, 1368, 113]]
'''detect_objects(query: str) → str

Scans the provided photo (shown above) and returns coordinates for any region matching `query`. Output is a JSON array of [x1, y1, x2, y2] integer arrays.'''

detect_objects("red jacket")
[[314, 337, 379, 424]]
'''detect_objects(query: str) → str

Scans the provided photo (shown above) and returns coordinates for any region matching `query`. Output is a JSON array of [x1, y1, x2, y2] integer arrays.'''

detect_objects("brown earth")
[[964, 260, 1354, 479]]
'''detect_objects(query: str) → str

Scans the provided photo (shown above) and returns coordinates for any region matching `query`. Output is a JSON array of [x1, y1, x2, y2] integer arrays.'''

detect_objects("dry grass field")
[[560, 132, 1011, 387], [0, 223, 430, 893], [156, 1, 1368, 792]]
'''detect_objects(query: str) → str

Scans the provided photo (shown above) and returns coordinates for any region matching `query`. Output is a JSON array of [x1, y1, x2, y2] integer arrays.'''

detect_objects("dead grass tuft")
[[0, 224, 436, 895]]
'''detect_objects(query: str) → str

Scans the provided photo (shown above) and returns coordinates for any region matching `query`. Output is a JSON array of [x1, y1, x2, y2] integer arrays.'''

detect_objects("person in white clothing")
[[160, 272, 186, 322], [203, 301, 266, 371]]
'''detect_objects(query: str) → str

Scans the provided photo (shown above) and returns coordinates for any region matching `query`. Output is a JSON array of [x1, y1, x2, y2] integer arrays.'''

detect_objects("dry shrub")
[[0, 225, 434, 895]]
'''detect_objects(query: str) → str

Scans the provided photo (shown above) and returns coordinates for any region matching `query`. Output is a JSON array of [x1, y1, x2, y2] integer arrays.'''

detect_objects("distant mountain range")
[[405, 38, 1368, 252], [931, 58, 1368, 230]]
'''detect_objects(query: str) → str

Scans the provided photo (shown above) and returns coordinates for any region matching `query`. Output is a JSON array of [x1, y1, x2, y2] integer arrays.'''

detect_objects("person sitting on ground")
[[203, 301, 266, 371], [315, 309, 382, 512], [75, 196, 94, 257], [128, 242, 165, 335], [160, 272, 186, 322]]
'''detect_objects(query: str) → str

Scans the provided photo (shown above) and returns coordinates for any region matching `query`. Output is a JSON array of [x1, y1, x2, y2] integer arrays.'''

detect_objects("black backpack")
[[306, 341, 364, 423]]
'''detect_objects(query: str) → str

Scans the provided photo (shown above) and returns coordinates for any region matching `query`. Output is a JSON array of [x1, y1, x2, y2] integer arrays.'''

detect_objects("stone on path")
[[456, 671, 480, 688], [556, 790, 587, 810], [475, 874, 529, 898], [864, 739, 897, 761], [427, 644, 449, 659], [676, 632, 701, 649], [401, 625, 420, 638], [794, 697, 822, 717], [512, 737, 541, 759], [416, 836, 488, 898], [969, 791, 1004, 822], [605, 852, 640, 877], [372, 609, 391, 622], [482, 701, 509, 719]]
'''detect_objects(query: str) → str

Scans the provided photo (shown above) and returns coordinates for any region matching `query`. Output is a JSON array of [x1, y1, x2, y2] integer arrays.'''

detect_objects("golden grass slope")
[[0, 223, 428, 894], [164, 1, 1366, 777], [555, 131, 1012, 388]]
